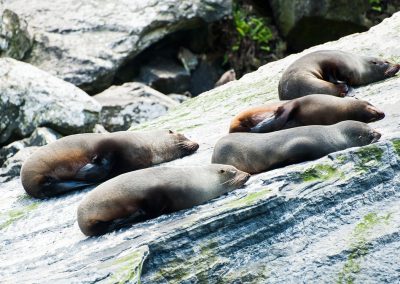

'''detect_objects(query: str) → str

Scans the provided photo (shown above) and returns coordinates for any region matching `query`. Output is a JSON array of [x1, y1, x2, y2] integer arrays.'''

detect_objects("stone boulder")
[[0, 127, 61, 166], [1, 11, 400, 284], [93, 82, 178, 132], [0, 58, 101, 146], [2, 0, 232, 93], [269, 0, 370, 51], [0, 9, 33, 60], [0, 146, 38, 182]]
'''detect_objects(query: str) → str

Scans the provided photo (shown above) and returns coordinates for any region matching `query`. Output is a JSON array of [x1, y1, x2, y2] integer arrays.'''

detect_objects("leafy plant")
[[369, 0, 382, 12], [232, 6, 273, 52]]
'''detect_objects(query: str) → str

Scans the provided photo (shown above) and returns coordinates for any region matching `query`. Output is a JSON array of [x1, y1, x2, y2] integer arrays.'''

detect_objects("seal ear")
[[250, 102, 296, 133], [168, 130, 174, 134]]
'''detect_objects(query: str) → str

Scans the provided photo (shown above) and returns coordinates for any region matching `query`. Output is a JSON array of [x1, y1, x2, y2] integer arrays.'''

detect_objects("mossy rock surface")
[[1, 11, 400, 284]]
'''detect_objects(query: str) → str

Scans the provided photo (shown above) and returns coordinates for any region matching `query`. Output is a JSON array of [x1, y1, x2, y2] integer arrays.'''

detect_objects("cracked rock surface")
[[1, 12, 400, 283], [1, 0, 232, 93]]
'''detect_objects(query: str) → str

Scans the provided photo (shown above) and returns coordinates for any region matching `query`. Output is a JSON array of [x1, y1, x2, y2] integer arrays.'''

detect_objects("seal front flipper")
[[41, 178, 96, 198], [250, 103, 296, 133], [75, 155, 112, 181]]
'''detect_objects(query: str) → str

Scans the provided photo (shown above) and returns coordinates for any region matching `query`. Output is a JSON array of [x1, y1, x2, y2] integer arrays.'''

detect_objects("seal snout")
[[371, 130, 382, 143], [181, 140, 199, 154], [384, 64, 400, 77]]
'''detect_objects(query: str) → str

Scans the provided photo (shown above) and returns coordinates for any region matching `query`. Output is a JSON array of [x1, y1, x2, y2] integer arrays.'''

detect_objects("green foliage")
[[232, 6, 273, 52], [369, 0, 382, 12]]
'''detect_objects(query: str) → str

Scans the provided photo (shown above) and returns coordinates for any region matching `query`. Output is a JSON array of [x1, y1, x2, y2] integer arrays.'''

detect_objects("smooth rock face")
[[0, 9, 33, 60], [0, 58, 101, 146], [1, 0, 232, 93], [1, 11, 400, 284], [269, 0, 370, 51], [93, 82, 178, 132]]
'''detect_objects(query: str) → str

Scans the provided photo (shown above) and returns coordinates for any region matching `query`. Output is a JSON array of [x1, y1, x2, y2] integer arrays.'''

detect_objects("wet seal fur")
[[77, 165, 250, 236], [229, 95, 385, 133], [279, 50, 400, 100], [21, 130, 199, 198], [213, 121, 381, 174]]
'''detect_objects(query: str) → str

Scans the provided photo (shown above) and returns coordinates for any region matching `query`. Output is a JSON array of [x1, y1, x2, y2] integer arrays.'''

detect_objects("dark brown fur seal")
[[279, 50, 400, 100], [229, 95, 385, 133], [213, 121, 381, 174], [21, 130, 199, 199], [77, 165, 250, 236]]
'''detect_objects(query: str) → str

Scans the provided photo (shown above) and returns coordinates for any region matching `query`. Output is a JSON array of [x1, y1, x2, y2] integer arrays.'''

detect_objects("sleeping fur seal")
[[21, 130, 199, 198], [229, 95, 385, 133], [77, 165, 250, 236], [279, 50, 400, 100], [213, 121, 381, 174]]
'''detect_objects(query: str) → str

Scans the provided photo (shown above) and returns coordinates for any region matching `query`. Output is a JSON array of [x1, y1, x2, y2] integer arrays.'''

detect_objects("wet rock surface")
[[93, 82, 178, 132], [0, 58, 101, 146], [1, 0, 232, 93], [1, 12, 400, 283]]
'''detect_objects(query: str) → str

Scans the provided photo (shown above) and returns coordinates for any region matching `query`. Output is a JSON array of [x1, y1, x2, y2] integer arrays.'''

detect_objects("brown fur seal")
[[279, 50, 400, 100], [229, 95, 385, 133], [213, 121, 381, 174], [21, 130, 199, 199], [77, 165, 250, 236]]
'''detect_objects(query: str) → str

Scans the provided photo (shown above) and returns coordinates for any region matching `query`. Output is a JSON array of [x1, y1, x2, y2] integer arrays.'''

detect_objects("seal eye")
[[219, 169, 225, 174], [370, 60, 377, 65], [168, 130, 174, 134]]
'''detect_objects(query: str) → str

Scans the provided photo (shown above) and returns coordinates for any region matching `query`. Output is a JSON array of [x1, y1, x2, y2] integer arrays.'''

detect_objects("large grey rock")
[[1, 11, 400, 283], [0, 58, 101, 146], [269, 0, 370, 51], [93, 82, 178, 132], [0, 127, 62, 166], [2, 0, 232, 93], [138, 57, 191, 95], [0, 9, 33, 60]]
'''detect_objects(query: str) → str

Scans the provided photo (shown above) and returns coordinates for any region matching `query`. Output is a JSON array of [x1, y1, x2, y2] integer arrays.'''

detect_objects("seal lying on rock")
[[229, 95, 385, 133], [213, 121, 381, 174], [279, 50, 400, 100], [21, 130, 199, 198], [77, 165, 250, 236]]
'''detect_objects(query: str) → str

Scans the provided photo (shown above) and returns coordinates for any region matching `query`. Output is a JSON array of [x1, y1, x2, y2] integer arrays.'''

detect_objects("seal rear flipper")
[[86, 209, 148, 236], [250, 104, 294, 133], [75, 157, 112, 181], [41, 180, 96, 197]]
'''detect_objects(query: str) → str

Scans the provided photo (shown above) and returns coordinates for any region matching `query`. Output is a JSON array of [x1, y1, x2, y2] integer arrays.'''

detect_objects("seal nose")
[[384, 64, 400, 76], [371, 130, 381, 143]]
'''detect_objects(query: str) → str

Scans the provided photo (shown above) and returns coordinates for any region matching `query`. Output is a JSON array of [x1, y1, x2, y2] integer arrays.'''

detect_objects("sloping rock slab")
[[1, 11, 400, 284], [93, 82, 178, 132], [2, 0, 232, 93], [0, 58, 100, 145]]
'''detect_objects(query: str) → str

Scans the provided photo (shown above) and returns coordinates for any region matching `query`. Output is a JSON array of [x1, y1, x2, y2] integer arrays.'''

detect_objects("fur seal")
[[21, 130, 199, 199], [77, 165, 250, 236], [213, 121, 381, 174], [279, 50, 400, 100], [229, 95, 385, 133]]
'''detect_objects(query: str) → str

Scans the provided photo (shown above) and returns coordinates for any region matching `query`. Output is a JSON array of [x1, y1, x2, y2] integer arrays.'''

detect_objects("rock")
[[2, 11, 400, 284], [0, 58, 101, 146], [0, 9, 33, 60], [167, 94, 190, 104], [92, 124, 109, 134], [0, 127, 62, 166], [93, 82, 178, 132], [0, 146, 38, 182], [2, 0, 232, 93], [214, 69, 236, 87], [269, 0, 370, 51], [178, 47, 199, 72], [138, 57, 191, 95], [189, 56, 224, 96]]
